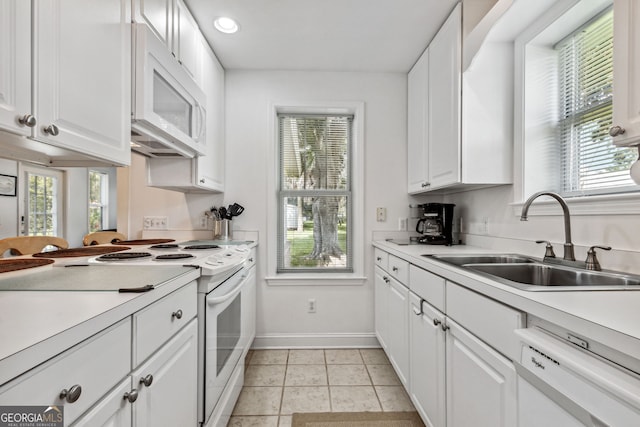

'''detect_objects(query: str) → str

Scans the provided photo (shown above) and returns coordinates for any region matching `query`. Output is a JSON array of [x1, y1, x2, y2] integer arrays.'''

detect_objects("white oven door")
[[204, 269, 245, 420]]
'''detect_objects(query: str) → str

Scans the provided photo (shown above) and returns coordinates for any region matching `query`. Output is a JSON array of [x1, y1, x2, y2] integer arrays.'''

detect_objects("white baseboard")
[[252, 332, 380, 349]]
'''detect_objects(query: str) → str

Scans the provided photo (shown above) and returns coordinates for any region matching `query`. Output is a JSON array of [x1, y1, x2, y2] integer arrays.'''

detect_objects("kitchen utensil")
[[229, 203, 244, 217], [219, 207, 228, 220]]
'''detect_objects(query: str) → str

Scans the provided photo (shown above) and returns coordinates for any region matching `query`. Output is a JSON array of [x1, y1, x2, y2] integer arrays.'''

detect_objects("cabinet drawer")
[[409, 265, 445, 311], [0, 319, 131, 426], [388, 254, 409, 284], [446, 282, 524, 360], [133, 281, 197, 366], [374, 249, 388, 271]]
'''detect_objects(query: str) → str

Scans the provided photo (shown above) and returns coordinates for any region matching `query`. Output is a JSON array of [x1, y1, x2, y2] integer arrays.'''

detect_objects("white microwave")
[[131, 24, 206, 158]]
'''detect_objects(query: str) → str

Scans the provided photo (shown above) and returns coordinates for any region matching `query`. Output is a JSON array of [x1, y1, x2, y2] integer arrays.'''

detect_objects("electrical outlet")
[[307, 298, 316, 313], [398, 217, 408, 231], [376, 207, 387, 222], [143, 216, 168, 230]]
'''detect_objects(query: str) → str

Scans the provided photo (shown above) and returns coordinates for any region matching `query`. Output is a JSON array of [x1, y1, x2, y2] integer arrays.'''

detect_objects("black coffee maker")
[[415, 203, 455, 245]]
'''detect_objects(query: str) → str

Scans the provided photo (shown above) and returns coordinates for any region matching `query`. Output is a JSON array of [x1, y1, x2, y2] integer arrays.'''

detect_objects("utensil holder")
[[213, 219, 232, 240]]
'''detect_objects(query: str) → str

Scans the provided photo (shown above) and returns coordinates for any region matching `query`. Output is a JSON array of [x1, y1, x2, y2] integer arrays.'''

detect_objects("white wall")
[[0, 159, 19, 239], [223, 70, 410, 347], [418, 185, 640, 275]]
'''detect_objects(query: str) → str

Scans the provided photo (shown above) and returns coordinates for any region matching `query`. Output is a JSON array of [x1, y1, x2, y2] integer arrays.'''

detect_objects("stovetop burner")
[[149, 244, 179, 249], [97, 252, 153, 261], [183, 244, 220, 250], [153, 253, 195, 261]]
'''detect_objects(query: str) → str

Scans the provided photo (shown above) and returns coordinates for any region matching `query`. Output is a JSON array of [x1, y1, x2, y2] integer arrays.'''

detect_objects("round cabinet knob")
[[123, 389, 139, 403], [199, 178, 205, 183], [171, 309, 183, 320], [441, 324, 450, 332], [609, 125, 626, 137], [433, 318, 441, 327], [44, 124, 60, 136], [18, 114, 36, 127], [140, 374, 154, 387], [59, 385, 82, 403], [392, 266, 398, 272]]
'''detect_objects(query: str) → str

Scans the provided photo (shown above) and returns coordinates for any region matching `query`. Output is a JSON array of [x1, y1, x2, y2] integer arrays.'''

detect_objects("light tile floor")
[[227, 349, 416, 427]]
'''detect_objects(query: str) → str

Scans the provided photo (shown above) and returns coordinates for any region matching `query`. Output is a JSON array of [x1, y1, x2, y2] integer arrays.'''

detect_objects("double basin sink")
[[425, 254, 640, 291]]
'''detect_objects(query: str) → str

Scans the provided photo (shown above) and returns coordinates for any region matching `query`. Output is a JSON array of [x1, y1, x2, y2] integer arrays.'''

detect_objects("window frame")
[[512, 0, 640, 217], [18, 163, 65, 237], [88, 169, 110, 232], [266, 101, 365, 285]]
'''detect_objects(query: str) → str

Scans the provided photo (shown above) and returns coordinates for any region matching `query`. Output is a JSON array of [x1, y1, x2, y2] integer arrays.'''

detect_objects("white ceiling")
[[185, 0, 459, 72]]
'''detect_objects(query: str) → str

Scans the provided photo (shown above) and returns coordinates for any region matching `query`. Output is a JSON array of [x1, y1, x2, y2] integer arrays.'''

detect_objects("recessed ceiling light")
[[214, 17, 239, 34]]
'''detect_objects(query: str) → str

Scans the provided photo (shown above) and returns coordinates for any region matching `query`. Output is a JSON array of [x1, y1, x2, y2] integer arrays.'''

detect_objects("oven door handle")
[[206, 273, 246, 305]]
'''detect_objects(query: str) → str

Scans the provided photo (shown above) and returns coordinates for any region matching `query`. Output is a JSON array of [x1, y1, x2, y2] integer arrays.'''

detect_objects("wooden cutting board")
[[32, 246, 132, 258], [0, 259, 54, 273]]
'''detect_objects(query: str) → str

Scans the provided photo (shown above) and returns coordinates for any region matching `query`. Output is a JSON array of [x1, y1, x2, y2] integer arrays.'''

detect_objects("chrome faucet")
[[520, 191, 576, 261]]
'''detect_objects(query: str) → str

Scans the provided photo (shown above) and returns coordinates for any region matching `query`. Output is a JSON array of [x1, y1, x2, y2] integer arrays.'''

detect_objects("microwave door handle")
[[196, 102, 205, 143]]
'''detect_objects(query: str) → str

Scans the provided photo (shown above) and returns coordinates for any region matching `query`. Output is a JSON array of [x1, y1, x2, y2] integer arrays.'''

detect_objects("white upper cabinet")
[[407, 2, 513, 194], [0, 0, 31, 137], [0, 0, 131, 166], [133, 0, 201, 84], [611, 0, 640, 147], [428, 3, 462, 190], [34, 0, 131, 166], [407, 49, 430, 194]]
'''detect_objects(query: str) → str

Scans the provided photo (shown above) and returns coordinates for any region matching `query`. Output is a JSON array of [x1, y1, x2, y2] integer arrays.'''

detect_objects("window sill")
[[265, 275, 367, 286], [510, 192, 640, 216]]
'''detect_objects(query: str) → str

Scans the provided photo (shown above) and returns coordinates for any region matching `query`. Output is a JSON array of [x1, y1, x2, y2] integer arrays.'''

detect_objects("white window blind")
[[557, 7, 637, 196], [277, 114, 353, 273]]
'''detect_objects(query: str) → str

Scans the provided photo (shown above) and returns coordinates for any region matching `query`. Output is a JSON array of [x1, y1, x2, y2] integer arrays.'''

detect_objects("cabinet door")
[[445, 319, 517, 427], [133, 319, 198, 427], [173, 0, 201, 81], [35, 0, 131, 166], [409, 293, 446, 427], [428, 3, 461, 189], [374, 266, 390, 351], [196, 39, 225, 192], [611, 0, 640, 146], [71, 378, 132, 427], [387, 277, 410, 387], [133, 0, 172, 48], [0, 0, 31, 137], [408, 48, 430, 194]]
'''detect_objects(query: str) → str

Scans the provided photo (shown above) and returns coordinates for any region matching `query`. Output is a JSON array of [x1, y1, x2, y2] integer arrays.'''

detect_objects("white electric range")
[[88, 239, 256, 427]]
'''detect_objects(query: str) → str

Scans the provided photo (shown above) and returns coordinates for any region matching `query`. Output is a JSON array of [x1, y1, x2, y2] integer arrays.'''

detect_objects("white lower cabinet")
[[0, 281, 198, 427], [446, 319, 517, 427], [72, 379, 132, 427], [387, 276, 410, 387], [132, 319, 198, 427], [409, 293, 446, 427], [376, 249, 521, 427], [374, 266, 390, 351]]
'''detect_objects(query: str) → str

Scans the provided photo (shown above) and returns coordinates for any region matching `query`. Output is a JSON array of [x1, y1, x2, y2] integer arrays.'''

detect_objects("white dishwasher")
[[514, 328, 640, 427]]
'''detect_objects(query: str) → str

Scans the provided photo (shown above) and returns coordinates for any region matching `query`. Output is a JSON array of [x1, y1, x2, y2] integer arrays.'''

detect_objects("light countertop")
[[373, 240, 640, 366], [0, 265, 200, 386]]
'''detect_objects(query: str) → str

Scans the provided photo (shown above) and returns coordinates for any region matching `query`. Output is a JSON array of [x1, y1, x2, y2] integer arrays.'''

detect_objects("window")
[[21, 165, 64, 237], [556, 8, 636, 196], [517, 0, 639, 210], [277, 114, 353, 273], [89, 170, 109, 232]]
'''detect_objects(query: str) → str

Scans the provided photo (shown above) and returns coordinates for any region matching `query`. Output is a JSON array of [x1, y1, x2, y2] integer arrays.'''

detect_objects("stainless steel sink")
[[425, 253, 640, 291], [426, 254, 536, 266]]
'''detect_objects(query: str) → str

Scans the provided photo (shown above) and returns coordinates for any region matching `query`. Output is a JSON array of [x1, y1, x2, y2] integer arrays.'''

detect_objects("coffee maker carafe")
[[415, 203, 455, 245]]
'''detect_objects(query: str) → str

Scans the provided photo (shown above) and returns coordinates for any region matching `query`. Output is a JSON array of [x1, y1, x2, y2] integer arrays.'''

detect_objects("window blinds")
[[557, 8, 636, 195]]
